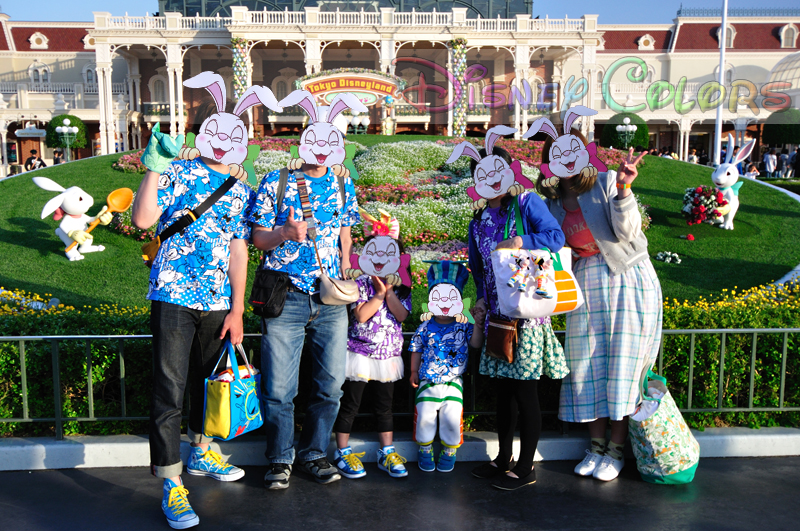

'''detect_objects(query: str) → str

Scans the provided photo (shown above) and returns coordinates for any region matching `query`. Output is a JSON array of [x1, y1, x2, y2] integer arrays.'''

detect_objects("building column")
[[104, 66, 116, 152], [131, 75, 142, 112], [96, 65, 109, 155], [176, 65, 186, 137], [166, 66, 177, 137], [305, 38, 321, 75]]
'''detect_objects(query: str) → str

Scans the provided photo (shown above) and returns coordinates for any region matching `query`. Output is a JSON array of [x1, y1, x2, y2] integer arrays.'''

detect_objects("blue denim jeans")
[[261, 290, 348, 464]]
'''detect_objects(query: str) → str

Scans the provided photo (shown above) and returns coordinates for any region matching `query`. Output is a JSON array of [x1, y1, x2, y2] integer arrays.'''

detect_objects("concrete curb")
[[2, 428, 798, 472]]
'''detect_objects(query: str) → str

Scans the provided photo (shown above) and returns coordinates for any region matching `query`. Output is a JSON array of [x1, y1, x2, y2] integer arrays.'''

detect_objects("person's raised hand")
[[616, 147, 647, 186], [141, 123, 184, 174], [280, 206, 307, 242], [371, 275, 388, 300]]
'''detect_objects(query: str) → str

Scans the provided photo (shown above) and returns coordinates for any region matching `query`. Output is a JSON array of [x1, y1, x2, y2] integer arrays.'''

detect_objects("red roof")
[[0, 25, 8, 51], [11, 27, 90, 52], [673, 22, 792, 51], [601, 30, 673, 52]]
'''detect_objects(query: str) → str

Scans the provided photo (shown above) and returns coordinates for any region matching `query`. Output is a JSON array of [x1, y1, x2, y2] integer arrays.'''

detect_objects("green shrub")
[[762, 107, 800, 146], [599, 112, 650, 150], [45, 114, 88, 150]]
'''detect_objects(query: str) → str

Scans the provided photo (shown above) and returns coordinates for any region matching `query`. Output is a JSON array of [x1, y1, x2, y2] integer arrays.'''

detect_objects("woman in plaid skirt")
[[538, 129, 663, 483]]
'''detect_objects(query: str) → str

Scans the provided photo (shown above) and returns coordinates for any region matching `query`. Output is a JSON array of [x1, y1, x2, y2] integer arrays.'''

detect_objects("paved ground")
[[2, 457, 798, 531]]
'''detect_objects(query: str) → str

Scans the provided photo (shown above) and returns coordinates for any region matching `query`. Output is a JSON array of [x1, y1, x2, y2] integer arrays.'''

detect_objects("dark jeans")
[[149, 301, 228, 478], [333, 380, 396, 435]]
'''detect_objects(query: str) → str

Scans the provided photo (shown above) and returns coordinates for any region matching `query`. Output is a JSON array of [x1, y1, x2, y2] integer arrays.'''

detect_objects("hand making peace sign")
[[616, 147, 647, 186]]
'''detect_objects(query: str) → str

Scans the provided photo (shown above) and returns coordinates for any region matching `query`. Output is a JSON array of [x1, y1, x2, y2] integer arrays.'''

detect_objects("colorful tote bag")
[[491, 197, 584, 319], [628, 368, 700, 484], [202, 341, 263, 441]]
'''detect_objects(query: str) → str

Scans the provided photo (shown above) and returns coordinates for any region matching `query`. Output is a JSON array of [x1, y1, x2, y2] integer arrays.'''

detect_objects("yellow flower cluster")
[[0, 288, 148, 317], [663, 282, 800, 312]]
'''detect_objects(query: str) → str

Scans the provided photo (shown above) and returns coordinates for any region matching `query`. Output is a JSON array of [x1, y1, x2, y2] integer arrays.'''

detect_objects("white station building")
[[0, 1, 798, 174]]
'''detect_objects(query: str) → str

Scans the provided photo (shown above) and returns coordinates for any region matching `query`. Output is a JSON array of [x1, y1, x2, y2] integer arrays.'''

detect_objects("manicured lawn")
[[2, 147, 800, 310]]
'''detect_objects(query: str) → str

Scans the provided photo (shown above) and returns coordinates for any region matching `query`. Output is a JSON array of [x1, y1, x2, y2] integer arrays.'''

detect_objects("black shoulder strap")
[[156, 175, 238, 244], [275, 167, 290, 211], [337, 171, 346, 207]]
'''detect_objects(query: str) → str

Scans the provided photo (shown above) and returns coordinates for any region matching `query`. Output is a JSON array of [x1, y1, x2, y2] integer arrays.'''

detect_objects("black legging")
[[495, 378, 541, 475], [333, 380, 395, 434]]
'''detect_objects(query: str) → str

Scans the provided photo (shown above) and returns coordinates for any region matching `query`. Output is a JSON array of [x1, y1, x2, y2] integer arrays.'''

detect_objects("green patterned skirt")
[[478, 322, 569, 381]]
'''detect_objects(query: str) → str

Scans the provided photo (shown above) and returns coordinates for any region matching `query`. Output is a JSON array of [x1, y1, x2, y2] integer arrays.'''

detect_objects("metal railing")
[[1, 328, 797, 440]]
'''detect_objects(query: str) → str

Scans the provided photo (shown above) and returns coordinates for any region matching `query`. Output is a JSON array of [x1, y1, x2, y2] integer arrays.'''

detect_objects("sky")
[[4, 0, 800, 25]]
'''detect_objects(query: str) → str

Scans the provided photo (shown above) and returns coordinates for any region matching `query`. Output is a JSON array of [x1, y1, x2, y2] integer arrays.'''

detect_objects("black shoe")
[[472, 459, 516, 479], [300, 457, 342, 485], [264, 463, 292, 490], [491, 468, 537, 491]]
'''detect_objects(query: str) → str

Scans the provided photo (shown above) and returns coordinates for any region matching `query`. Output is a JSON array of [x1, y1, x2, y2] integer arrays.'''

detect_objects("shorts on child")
[[413, 377, 464, 448]]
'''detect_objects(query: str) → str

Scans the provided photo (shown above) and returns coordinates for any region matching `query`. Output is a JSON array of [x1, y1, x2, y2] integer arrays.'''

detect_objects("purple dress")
[[468, 192, 569, 380], [346, 275, 411, 382]]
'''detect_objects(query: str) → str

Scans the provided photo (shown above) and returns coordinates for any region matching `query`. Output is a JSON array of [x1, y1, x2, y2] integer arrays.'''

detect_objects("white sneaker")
[[574, 450, 603, 477], [592, 454, 624, 481]]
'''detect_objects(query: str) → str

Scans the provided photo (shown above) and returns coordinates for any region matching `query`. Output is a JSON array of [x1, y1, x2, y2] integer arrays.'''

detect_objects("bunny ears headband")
[[446, 125, 517, 165], [359, 208, 400, 239]]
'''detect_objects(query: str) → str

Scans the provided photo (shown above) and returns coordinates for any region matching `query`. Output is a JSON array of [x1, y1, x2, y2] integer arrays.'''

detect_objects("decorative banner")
[[231, 37, 249, 100], [448, 38, 468, 139]]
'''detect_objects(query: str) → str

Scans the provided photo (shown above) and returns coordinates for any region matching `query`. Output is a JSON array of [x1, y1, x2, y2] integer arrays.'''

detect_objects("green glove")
[[141, 123, 184, 174]]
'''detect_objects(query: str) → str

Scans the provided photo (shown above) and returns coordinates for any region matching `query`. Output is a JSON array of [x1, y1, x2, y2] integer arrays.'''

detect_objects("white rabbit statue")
[[712, 134, 755, 230], [445, 125, 536, 210], [522, 106, 607, 187], [178, 71, 282, 180], [33, 176, 114, 261], [279, 89, 368, 178]]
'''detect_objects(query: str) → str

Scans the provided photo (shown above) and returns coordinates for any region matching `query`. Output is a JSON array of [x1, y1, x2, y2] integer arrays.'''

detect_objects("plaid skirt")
[[559, 254, 663, 423]]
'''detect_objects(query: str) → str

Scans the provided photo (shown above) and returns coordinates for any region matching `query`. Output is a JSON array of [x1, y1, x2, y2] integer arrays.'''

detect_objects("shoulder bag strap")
[[154, 175, 238, 247], [293, 173, 326, 275], [503, 196, 525, 240], [261, 167, 291, 267]]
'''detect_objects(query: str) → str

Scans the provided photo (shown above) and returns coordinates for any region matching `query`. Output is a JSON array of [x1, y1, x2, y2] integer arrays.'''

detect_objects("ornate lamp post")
[[55, 118, 79, 163], [615, 117, 638, 150]]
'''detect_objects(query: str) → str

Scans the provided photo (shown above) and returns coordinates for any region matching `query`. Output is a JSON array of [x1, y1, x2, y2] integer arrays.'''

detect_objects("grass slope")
[[631, 156, 800, 301], [1, 149, 799, 309]]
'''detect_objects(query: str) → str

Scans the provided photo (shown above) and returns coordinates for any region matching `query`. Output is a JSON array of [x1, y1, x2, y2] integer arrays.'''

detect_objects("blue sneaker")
[[418, 445, 435, 473], [437, 448, 457, 473], [186, 447, 245, 482], [333, 447, 367, 479], [162, 479, 199, 529], [377, 445, 408, 478]]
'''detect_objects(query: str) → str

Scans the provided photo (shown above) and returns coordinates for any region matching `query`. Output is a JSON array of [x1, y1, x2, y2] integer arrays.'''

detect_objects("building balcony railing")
[[84, 83, 128, 95], [27, 83, 77, 94], [99, 8, 586, 33]]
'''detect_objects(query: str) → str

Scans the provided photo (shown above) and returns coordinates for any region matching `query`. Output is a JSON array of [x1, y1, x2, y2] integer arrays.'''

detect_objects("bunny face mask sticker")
[[522, 105, 607, 187], [279, 90, 368, 178], [446, 125, 535, 210], [347, 209, 412, 287], [420, 261, 473, 324], [180, 71, 282, 182]]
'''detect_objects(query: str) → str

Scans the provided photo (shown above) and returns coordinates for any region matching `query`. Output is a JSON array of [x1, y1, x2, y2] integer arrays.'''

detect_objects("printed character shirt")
[[248, 168, 359, 293], [562, 206, 600, 258], [409, 320, 473, 384], [347, 276, 412, 360], [148, 159, 254, 311]]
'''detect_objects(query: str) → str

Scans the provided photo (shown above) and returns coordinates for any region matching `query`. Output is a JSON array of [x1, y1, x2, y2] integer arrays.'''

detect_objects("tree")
[[45, 114, 88, 150], [599, 112, 650, 150], [762, 108, 800, 146]]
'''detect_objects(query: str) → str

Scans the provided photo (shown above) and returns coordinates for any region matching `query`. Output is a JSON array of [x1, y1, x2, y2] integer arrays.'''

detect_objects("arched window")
[[781, 24, 798, 49], [86, 69, 94, 83], [33, 70, 40, 83], [28, 61, 51, 84], [276, 80, 288, 101], [716, 25, 736, 49], [153, 79, 166, 102]]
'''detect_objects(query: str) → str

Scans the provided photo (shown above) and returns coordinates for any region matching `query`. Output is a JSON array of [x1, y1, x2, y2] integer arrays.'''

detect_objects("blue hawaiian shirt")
[[408, 320, 473, 384], [147, 159, 255, 311], [247, 168, 359, 293]]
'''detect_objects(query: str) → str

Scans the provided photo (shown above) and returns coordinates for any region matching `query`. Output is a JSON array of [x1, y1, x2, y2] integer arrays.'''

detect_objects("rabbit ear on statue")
[[279, 89, 318, 122], [485, 125, 517, 155], [233, 85, 283, 116], [733, 139, 756, 166], [326, 93, 368, 123], [40, 194, 66, 220], [184, 71, 227, 114], [522, 117, 559, 141], [725, 134, 736, 164], [32, 176, 66, 193], [562, 105, 597, 136], [446, 141, 483, 164]]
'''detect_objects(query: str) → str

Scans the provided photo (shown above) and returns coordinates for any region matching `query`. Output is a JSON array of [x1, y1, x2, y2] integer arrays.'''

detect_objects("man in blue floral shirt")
[[249, 162, 358, 489], [132, 126, 253, 530]]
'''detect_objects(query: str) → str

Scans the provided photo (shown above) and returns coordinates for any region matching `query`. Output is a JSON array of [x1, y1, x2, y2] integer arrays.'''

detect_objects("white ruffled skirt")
[[345, 350, 405, 383]]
